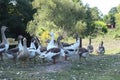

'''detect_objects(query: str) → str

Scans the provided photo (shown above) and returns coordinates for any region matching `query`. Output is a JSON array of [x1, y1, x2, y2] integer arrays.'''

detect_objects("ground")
[[0, 36, 120, 80]]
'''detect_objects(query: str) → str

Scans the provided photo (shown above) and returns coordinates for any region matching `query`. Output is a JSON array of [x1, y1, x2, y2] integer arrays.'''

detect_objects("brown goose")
[[17, 38, 30, 67], [35, 36, 47, 62], [96, 41, 105, 55], [0, 26, 9, 61], [78, 38, 89, 63], [87, 37, 94, 54], [43, 35, 66, 64], [79, 48, 89, 62], [5, 35, 23, 64]]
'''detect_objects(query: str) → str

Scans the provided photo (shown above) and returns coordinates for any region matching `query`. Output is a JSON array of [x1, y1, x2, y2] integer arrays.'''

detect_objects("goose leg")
[[42, 58, 45, 63], [53, 58, 56, 64], [65, 55, 67, 60], [13, 58, 16, 64], [83, 57, 86, 62], [33, 58, 36, 64], [23, 61, 26, 68], [0, 54, 3, 61], [79, 55, 82, 64], [79, 56, 81, 62]]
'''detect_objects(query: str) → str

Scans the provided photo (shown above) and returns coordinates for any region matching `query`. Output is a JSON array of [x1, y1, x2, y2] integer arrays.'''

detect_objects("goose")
[[47, 32, 57, 50], [62, 33, 80, 60], [35, 36, 47, 62], [42, 35, 66, 64], [79, 47, 89, 63], [0, 26, 9, 61], [78, 38, 89, 63], [28, 36, 37, 50], [17, 38, 30, 67], [5, 35, 23, 64], [27, 36, 39, 63], [87, 37, 94, 54], [96, 41, 105, 55]]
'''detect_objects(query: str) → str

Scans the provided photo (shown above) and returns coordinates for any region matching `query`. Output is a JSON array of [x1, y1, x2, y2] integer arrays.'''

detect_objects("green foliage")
[[109, 7, 117, 15], [114, 5, 120, 28], [0, 0, 34, 40], [27, 0, 101, 37], [115, 13, 120, 27], [117, 4, 120, 12], [0, 0, 105, 41], [94, 21, 108, 34], [90, 7, 101, 20], [75, 20, 86, 37]]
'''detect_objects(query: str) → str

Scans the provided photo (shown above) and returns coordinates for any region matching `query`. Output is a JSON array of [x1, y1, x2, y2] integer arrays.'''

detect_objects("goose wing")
[[62, 42, 73, 47], [6, 47, 19, 54], [0, 43, 6, 52]]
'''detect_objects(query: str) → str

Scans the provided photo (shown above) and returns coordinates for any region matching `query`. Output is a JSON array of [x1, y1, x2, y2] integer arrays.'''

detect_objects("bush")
[[94, 21, 108, 34]]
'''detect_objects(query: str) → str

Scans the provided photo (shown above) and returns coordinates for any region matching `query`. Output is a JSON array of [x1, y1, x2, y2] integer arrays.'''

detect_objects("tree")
[[94, 21, 108, 35], [27, 0, 87, 36], [0, 0, 35, 41], [27, 0, 102, 38], [109, 7, 117, 15]]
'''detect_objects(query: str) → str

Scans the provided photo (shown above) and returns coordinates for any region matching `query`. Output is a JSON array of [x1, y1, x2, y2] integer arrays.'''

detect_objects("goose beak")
[[5, 27, 9, 32]]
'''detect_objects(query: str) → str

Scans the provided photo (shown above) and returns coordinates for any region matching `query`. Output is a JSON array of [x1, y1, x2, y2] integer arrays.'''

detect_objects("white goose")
[[28, 36, 37, 50], [0, 26, 9, 61], [87, 37, 94, 54], [27, 36, 39, 63], [43, 35, 66, 64], [17, 38, 30, 67], [62, 33, 80, 60], [5, 35, 23, 63], [47, 32, 57, 50]]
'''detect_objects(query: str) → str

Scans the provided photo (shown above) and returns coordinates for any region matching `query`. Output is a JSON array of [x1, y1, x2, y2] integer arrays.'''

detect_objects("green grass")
[[0, 54, 120, 80], [44, 55, 120, 80], [1, 30, 120, 80]]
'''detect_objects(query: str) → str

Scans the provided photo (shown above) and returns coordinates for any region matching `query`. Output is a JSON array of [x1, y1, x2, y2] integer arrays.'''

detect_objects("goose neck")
[[1, 28, 8, 44], [30, 42, 36, 49], [18, 39, 23, 51], [89, 38, 91, 45], [23, 39, 27, 49], [49, 35, 54, 44]]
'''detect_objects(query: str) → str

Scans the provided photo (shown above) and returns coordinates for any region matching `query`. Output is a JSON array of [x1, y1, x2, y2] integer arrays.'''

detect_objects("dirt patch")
[[36, 54, 79, 73], [39, 60, 72, 73]]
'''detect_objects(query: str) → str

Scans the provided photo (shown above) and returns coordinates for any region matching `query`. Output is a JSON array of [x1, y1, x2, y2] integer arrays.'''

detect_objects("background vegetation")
[[0, 0, 120, 80], [1, 0, 119, 41], [0, 0, 120, 41]]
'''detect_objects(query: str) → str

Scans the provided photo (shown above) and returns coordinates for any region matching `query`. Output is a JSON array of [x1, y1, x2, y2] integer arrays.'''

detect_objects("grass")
[[0, 30, 120, 80], [0, 54, 120, 80]]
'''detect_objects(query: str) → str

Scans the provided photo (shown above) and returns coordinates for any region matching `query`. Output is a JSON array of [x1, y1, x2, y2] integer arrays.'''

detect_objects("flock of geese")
[[0, 26, 105, 67]]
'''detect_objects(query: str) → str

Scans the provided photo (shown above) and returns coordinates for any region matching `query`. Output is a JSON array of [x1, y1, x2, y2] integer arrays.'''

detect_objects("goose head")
[[31, 36, 37, 43], [17, 35, 23, 41], [29, 36, 37, 49], [49, 32, 54, 37], [57, 35, 64, 46], [73, 33, 78, 41], [1, 26, 8, 32]]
